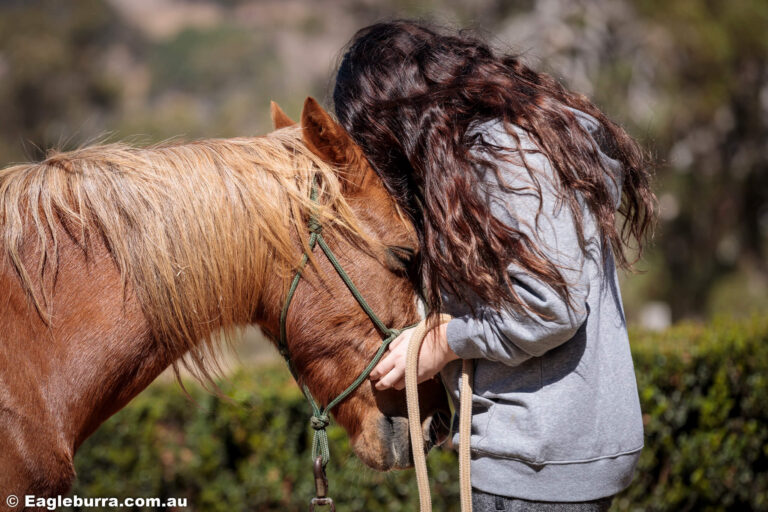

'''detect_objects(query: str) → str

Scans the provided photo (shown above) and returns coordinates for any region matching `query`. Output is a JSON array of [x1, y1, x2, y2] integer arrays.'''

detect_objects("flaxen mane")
[[0, 126, 369, 383]]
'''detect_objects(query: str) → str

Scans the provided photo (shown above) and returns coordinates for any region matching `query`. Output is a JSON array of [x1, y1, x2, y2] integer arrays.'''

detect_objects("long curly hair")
[[333, 20, 656, 316]]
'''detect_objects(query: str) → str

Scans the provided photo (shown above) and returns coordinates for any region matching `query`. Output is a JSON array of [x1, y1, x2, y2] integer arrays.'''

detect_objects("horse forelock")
[[0, 126, 373, 384]]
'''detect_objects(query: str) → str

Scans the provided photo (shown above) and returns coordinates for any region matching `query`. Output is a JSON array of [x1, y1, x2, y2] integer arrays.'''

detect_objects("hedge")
[[71, 315, 768, 511]]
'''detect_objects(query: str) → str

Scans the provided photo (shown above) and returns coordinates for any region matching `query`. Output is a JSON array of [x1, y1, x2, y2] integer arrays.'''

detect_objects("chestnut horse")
[[0, 98, 450, 501]]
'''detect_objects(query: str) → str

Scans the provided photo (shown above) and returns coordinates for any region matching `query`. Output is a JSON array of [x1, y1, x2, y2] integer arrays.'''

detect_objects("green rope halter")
[[277, 177, 414, 467]]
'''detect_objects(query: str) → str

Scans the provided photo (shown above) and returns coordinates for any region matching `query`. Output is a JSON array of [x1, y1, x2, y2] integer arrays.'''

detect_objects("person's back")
[[440, 112, 644, 505]]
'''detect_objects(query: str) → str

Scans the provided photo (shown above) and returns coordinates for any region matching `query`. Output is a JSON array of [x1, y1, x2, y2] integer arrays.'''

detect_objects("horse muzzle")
[[351, 408, 451, 471]]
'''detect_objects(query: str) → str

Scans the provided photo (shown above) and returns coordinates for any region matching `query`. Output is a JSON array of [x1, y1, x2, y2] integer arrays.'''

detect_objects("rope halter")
[[277, 176, 415, 467]]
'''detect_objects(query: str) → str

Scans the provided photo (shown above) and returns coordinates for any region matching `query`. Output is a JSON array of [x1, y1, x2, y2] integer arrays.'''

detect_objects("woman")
[[333, 21, 655, 511]]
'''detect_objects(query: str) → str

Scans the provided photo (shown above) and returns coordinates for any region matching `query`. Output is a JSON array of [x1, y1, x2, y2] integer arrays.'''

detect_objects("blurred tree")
[[0, 0, 765, 323], [634, 0, 768, 319], [0, 0, 125, 161], [495, 0, 768, 321]]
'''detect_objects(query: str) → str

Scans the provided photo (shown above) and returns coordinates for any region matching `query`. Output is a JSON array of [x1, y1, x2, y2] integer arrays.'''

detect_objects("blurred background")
[[1, 0, 766, 331], [1, 0, 766, 510]]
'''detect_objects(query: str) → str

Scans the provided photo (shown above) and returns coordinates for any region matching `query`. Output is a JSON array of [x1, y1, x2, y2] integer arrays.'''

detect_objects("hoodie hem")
[[470, 447, 642, 502]]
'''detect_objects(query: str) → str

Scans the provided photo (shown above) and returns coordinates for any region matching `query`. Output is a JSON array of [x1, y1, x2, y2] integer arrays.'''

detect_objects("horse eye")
[[389, 245, 415, 261], [386, 245, 416, 271]]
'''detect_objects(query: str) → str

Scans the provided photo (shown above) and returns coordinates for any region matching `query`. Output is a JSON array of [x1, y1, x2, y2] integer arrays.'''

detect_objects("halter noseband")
[[277, 177, 415, 468]]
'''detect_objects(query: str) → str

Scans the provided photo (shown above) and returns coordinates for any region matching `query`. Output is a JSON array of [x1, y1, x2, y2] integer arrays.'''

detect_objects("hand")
[[369, 322, 460, 391]]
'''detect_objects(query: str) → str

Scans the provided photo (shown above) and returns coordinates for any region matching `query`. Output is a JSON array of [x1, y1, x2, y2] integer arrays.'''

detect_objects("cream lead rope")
[[405, 315, 474, 512]]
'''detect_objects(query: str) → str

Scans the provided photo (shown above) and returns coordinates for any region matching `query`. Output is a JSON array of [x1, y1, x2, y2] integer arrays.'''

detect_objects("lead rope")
[[405, 315, 473, 512]]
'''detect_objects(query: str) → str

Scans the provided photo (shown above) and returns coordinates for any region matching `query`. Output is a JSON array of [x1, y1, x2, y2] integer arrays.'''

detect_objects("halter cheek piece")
[[277, 177, 417, 506]]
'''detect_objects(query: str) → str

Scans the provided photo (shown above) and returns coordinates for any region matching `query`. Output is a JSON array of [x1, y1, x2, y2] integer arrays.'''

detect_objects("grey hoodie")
[[439, 109, 644, 502]]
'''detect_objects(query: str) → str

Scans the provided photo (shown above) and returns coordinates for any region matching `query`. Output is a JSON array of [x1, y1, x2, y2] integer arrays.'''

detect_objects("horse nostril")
[[376, 411, 451, 469], [379, 414, 412, 468]]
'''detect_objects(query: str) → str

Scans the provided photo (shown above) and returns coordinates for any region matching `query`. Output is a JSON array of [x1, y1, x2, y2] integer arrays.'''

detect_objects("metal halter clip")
[[308, 456, 335, 511]]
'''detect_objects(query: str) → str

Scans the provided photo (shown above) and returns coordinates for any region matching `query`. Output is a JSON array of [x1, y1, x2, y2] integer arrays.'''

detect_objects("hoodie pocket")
[[471, 357, 544, 462]]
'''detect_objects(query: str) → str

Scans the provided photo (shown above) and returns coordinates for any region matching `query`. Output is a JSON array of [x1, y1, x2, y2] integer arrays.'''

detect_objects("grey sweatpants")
[[473, 490, 613, 511]]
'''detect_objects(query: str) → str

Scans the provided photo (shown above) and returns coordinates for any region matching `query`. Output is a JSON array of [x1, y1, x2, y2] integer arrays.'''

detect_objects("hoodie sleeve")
[[444, 119, 617, 367]]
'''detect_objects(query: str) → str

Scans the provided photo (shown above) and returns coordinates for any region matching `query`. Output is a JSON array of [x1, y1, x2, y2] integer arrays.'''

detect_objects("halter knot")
[[308, 216, 322, 234], [310, 414, 330, 430]]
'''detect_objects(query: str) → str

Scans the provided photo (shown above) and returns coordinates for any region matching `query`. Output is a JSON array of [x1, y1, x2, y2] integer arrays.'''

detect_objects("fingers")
[[370, 350, 397, 382], [377, 363, 435, 391], [375, 364, 405, 391], [369, 327, 439, 391], [369, 329, 411, 381]]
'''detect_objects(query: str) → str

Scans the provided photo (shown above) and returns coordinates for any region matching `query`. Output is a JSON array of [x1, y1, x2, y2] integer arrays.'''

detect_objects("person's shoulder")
[[468, 109, 624, 209], [564, 106, 604, 138], [466, 118, 555, 193], [467, 118, 539, 153], [468, 108, 605, 151], [564, 107, 624, 209]]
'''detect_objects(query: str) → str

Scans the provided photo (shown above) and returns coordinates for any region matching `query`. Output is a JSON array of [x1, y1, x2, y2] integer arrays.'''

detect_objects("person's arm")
[[445, 146, 592, 367], [371, 127, 599, 389]]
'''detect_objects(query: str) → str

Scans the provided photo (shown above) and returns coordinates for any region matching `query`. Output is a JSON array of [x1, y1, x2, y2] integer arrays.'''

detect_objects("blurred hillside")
[[1, 0, 766, 334]]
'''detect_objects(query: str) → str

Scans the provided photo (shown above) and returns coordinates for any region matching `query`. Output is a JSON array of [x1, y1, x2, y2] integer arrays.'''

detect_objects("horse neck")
[[0, 199, 295, 494]]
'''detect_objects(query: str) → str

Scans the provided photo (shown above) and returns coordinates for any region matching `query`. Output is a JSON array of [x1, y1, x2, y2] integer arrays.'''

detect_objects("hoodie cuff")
[[445, 316, 488, 360]]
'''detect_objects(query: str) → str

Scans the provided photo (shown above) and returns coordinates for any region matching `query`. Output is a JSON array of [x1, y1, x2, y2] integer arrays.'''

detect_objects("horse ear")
[[300, 97, 376, 192], [270, 101, 295, 129]]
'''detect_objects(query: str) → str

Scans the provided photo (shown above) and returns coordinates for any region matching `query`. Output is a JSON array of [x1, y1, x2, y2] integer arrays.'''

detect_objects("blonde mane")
[[0, 126, 370, 382]]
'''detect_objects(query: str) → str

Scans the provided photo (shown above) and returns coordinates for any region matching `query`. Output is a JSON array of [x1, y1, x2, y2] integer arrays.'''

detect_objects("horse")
[[0, 97, 451, 501]]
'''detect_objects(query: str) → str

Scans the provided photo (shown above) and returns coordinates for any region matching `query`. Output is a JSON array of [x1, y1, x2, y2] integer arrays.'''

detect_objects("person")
[[333, 20, 656, 511]]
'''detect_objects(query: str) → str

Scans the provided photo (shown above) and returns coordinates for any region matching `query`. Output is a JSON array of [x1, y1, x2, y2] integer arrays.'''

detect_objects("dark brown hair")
[[333, 20, 656, 315]]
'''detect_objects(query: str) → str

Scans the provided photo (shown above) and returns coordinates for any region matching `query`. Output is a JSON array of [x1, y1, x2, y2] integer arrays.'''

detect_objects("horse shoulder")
[[0, 239, 77, 496]]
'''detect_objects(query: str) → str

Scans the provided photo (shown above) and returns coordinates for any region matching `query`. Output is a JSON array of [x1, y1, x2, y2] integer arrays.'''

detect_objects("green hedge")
[[617, 316, 768, 511], [72, 316, 768, 511]]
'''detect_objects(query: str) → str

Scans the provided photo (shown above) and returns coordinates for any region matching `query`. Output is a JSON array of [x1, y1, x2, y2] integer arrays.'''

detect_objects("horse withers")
[[0, 98, 450, 500]]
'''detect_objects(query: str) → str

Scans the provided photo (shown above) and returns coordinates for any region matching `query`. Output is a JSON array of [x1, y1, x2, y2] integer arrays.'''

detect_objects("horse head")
[[265, 98, 451, 470]]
